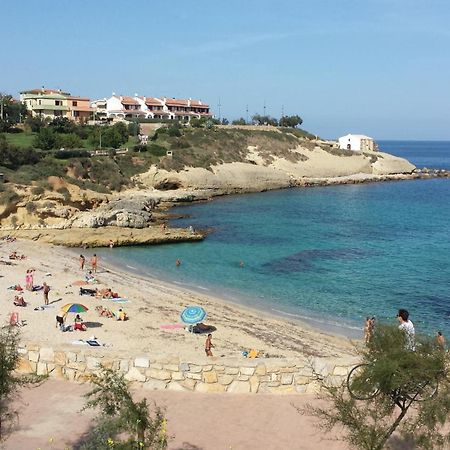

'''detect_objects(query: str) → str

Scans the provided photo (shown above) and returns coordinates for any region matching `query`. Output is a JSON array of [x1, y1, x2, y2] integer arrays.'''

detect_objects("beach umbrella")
[[180, 305, 207, 325], [61, 303, 89, 314]]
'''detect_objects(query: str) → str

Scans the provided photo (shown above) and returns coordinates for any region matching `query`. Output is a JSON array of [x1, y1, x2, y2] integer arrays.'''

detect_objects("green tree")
[[232, 118, 246, 125], [251, 114, 278, 126], [0, 135, 41, 169], [25, 115, 46, 133], [55, 133, 83, 149], [48, 117, 76, 134], [307, 324, 450, 450], [82, 367, 168, 449], [0, 94, 26, 132], [33, 127, 56, 150], [279, 115, 303, 128]]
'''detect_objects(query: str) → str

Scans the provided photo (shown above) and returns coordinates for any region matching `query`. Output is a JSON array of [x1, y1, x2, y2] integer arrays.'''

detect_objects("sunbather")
[[74, 314, 87, 331], [80, 287, 97, 296], [115, 308, 127, 321], [95, 305, 113, 318], [13, 295, 27, 307]]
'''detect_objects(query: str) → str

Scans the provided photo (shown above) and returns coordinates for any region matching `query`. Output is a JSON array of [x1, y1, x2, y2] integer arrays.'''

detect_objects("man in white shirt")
[[397, 308, 415, 351]]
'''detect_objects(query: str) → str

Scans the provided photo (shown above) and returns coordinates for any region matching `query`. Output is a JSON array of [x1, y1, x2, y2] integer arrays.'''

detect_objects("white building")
[[338, 134, 376, 152], [92, 94, 212, 121]]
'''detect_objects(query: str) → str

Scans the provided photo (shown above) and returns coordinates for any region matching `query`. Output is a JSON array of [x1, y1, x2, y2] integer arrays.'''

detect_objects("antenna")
[[263, 100, 266, 117], [246, 104, 249, 124], [218, 97, 222, 122], [281, 104, 284, 118]]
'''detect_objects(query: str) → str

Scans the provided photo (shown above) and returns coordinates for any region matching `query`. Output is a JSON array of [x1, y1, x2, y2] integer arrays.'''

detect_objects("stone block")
[[202, 365, 213, 372], [333, 366, 350, 376], [49, 366, 65, 379], [179, 362, 190, 372], [167, 381, 189, 392], [28, 351, 39, 363], [66, 352, 77, 363], [101, 358, 114, 369], [196, 382, 226, 393], [297, 366, 314, 377], [151, 363, 163, 370], [228, 380, 250, 393], [240, 367, 255, 376], [295, 385, 307, 393], [294, 375, 310, 385], [39, 347, 54, 363], [124, 367, 146, 382], [311, 357, 332, 377], [305, 381, 321, 394], [146, 368, 172, 381], [259, 375, 270, 383], [238, 375, 249, 381], [250, 375, 260, 393], [119, 359, 129, 372], [270, 373, 278, 382], [54, 352, 66, 366], [225, 367, 239, 375], [86, 357, 100, 370], [29, 361, 37, 372], [47, 363, 55, 373], [214, 365, 225, 372], [134, 357, 150, 368], [188, 364, 202, 373], [255, 364, 266, 376], [171, 371, 185, 381], [269, 385, 295, 394], [18, 347, 27, 355], [280, 367, 295, 373], [163, 364, 179, 372], [16, 357, 34, 374], [280, 374, 293, 385], [181, 378, 197, 390], [268, 381, 280, 387], [218, 375, 234, 385], [36, 362, 47, 376], [186, 373, 202, 381], [202, 370, 218, 384], [143, 379, 167, 390]]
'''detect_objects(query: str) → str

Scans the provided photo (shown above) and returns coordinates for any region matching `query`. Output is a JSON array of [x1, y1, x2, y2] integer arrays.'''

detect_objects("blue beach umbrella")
[[180, 305, 207, 325]]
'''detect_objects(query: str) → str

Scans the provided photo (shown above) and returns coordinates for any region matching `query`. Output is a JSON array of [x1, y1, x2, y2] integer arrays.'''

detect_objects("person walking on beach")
[[79, 255, 85, 270], [43, 282, 50, 306], [397, 309, 415, 351], [91, 254, 98, 273], [436, 331, 445, 350], [205, 333, 214, 357], [25, 269, 32, 291]]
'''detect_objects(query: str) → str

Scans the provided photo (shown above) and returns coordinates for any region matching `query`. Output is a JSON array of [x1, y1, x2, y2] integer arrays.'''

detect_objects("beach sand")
[[0, 239, 356, 362]]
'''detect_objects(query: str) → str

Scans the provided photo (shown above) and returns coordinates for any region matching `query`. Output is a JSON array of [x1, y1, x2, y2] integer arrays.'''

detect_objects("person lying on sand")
[[74, 314, 87, 331], [9, 251, 26, 260], [95, 305, 113, 318], [13, 295, 27, 307], [80, 287, 97, 296]]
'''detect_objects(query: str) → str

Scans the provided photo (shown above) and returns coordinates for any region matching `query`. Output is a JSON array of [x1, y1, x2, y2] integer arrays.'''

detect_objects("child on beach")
[[205, 333, 214, 356]]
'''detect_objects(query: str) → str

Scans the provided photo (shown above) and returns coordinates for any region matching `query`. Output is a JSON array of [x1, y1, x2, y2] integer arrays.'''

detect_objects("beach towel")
[[71, 340, 88, 346], [160, 324, 185, 330], [87, 340, 101, 347], [109, 298, 129, 303], [72, 280, 88, 286]]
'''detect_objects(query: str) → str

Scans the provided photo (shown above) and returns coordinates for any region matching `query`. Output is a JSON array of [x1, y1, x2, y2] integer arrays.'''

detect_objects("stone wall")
[[16, 343, 359, 394]]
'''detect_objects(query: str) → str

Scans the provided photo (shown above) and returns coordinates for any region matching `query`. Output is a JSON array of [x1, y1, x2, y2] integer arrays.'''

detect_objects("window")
[[55, 100, 62, 106], [72, 101, 78, 106]]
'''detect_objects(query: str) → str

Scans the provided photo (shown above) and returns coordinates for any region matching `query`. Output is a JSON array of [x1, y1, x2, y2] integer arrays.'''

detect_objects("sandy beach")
[[0, 238, 356, 362]]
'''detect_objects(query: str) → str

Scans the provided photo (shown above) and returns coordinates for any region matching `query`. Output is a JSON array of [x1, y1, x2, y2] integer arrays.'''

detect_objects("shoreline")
[[0, 239, 356, 362], [95, 248, 363, 341]]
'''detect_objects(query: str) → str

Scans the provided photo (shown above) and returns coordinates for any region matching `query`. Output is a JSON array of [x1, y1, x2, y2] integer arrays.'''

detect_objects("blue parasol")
[[180, 305, 207, 325]]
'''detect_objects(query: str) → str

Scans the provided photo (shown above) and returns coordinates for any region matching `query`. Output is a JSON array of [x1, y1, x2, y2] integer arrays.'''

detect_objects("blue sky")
[[2, 0, 449, 139]]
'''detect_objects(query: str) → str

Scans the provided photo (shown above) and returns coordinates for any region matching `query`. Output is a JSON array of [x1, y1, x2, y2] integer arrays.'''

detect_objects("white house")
[[338, 134, 377, 152]]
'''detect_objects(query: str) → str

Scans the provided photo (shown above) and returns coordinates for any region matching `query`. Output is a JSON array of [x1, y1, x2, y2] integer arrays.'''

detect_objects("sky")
[[1, 0, 449, 140]]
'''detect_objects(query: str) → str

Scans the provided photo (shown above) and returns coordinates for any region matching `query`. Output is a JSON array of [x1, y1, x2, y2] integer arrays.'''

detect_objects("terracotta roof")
[[165, 98, 189, 106], [190, 100, 209, 107], [144, 97, 163, 106], [120, 96, 139, 105], [70, 106, 94, 112], [21, 88, 71, 95], [67, 96, 90, 101]]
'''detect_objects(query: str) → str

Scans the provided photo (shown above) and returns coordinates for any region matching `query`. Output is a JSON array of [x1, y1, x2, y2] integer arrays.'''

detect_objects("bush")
[[148, 143, 167, 156], [167, 125, 182, 137], [0, 189, 19, 205], [34, 128, 56, 150], [25, 202, 37, 213], [48, 117, 76, 134], [56, 186, 71, 202], [132, 144, 148, 152], [0, 137, 41, 169], [55, 133, 83, 149], [54, 149, 90, 159], [31, 186, 45, 195]]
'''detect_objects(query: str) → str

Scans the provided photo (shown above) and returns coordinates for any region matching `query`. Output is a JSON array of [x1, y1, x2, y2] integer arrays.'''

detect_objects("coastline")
[[0, 239, 356, 363]]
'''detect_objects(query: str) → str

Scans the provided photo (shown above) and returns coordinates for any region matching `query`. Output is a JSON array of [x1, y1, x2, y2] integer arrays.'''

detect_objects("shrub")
[[54, 149, 90, 159], [132, 144, 148, 152], [25, 202, 37, 213], [56, 186, 71, 202], [31, 186, 45, 195], [34, 128, 56, 150], [54, 133, 83, 149], [0, 189, 19, 205], [148, 143, 167, 157], [167, 125, 182, 137]]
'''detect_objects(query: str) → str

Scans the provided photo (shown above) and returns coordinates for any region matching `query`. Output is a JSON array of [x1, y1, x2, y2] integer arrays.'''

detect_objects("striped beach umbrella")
[[61, 303, 89, 313], [180, 305, 207, 325]]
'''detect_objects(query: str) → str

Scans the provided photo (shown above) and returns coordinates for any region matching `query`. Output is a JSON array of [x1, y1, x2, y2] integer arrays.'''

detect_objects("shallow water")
[[97, 141, 450, 339]]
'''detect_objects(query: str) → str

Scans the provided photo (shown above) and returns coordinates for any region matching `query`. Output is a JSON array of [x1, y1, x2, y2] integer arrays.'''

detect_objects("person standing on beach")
[[205, 333, 214, 356], [364, 317, 371, 344], [397, 309, 415, 351], [43, 282, 50, 306], [79, 255, 85, 270], [91, 254, 98, 273], [436, 331, 445, 349]]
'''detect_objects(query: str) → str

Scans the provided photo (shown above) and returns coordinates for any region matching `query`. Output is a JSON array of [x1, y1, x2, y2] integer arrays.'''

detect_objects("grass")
[[4, 132, 37, 148]]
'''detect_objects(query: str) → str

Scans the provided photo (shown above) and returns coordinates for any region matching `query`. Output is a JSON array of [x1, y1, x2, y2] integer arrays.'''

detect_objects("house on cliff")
[[338, 134, 377, 151]]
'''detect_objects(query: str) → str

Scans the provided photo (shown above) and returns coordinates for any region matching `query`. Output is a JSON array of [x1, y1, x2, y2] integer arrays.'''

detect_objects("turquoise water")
[[97, 141, 450, 338]]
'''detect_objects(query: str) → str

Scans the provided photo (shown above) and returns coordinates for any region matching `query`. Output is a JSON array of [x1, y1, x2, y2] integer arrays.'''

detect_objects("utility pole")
[[281, 104, 284, 118], [263, 100, 266, 117], [245, 104, 249, 124], [218, 97, 222, 122]]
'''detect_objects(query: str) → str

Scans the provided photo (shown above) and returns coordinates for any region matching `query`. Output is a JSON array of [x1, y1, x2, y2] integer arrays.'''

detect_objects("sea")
[[96, 141, 450, 339]]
